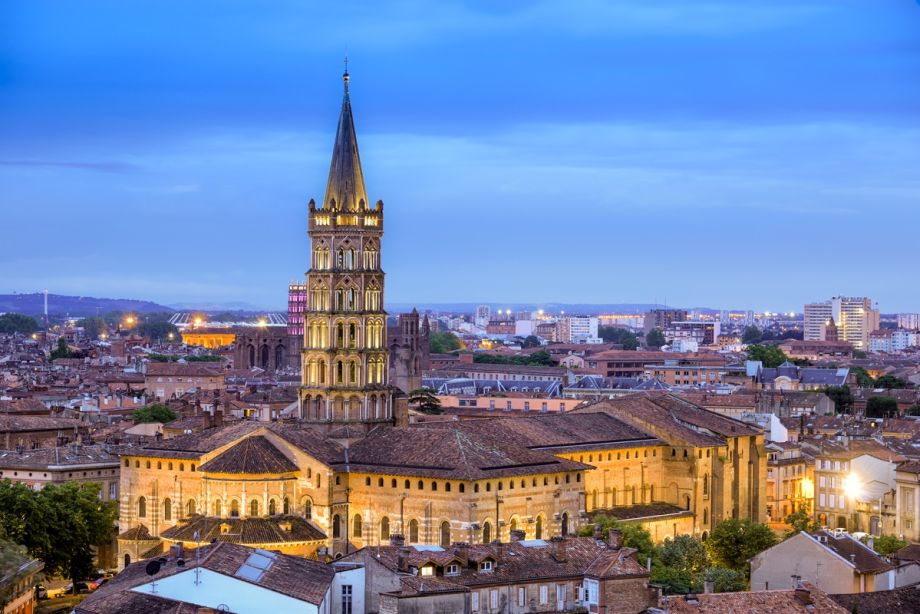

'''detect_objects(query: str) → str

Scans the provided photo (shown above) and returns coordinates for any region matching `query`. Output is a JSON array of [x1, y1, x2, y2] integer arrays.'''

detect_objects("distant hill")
[[0, 293, 175, 318]]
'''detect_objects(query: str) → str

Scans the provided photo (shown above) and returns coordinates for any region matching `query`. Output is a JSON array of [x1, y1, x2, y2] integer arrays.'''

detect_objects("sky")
[[2, 0, 920, 312]]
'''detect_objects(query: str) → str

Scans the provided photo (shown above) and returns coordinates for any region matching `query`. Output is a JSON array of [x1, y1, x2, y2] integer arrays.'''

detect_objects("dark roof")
[[594, 503, 693, 522], [198, 435, 298, 474], [145, 363, 223, 377], [160, 515, 326, 545], [0, 444, 120, 469], [830, 584, 920, 614], [661, 582, 847, 613], [0, 414, 83, 433], [811, 530, 893, 574]]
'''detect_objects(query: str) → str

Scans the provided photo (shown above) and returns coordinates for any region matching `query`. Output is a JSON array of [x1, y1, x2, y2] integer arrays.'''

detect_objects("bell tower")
[[300, 69, 395, 426]]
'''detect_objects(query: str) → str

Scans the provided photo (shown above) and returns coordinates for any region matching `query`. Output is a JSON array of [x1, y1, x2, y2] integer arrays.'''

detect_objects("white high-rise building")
[[474, 304, 491, 328], [804, 297, 879, 350], [897, 313, 920, 331], [556, 316, 600, 344]]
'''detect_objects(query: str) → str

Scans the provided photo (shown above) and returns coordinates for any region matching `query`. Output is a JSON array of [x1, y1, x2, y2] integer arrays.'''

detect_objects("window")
[[109, 482, 117, 499], [481, 560, 493, 572], [446, 563, 460, 576], [353, 514, 362, 538], [421, 566, 434, 576], [304, 499, 312, 519], [187, 499, 196, 516], [231, 500, 240, 518], [482, 521, 492, 544], [250, 499, 258, 516], [540, 585, 549, 605], [490, 589, 499, 609], [163, 498, 172, 521], [269, 499, 277, 515], [409, 519, 419, 543], [137, 496, 146, 518], [472, 592, 480, 611], [333, 514, 341, 539], [518, 586, 526, 606], [584, 579, 599, 605], [380, 516, 390, 541], [341, 584, 353, 614], [214, 500, 222, 516]]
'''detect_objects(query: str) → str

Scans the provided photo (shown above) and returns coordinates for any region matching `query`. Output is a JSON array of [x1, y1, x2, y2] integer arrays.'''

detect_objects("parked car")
[[65, 581, 91, 594], [37, 584, 68, 599]]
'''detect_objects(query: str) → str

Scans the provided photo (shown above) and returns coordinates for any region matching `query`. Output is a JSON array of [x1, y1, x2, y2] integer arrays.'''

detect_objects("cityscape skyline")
[[3, 1, 920, 310]]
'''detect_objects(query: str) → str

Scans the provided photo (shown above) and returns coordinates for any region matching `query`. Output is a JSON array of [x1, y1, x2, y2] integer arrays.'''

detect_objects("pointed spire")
[[323, 62, 367, 212]]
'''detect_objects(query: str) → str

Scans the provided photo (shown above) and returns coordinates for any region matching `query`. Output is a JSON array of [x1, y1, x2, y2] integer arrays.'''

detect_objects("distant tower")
[[388, 310, 431, 394], [299, 69, 395, 426], [43, 289, 48, 324], [824, 317, 839, 342]]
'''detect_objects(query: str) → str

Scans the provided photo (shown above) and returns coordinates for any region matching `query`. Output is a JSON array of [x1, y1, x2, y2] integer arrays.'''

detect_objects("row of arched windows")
[[139, 496, 294, 520], [306, 319, 384, 349], [312, 246, 379, 271], [330, 514, 550, 546], [126, 458, 194, 472]]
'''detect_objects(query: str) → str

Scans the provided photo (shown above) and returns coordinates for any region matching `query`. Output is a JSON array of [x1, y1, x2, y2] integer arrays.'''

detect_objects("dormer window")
[[480, 560, 493, 573], [446, 563, 460, 576], [420, 566, 434, 576]]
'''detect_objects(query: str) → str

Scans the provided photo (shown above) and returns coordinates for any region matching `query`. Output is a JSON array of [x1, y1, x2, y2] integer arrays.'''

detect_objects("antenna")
[[145, 559, 162, 593], [194, 530, 202, 585]]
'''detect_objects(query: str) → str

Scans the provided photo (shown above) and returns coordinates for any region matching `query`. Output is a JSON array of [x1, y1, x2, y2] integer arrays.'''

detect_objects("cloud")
[[0, 160, 141, 173]]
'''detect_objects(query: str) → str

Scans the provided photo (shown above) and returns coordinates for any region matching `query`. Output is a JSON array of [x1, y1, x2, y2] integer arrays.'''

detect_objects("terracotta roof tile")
[[198, 435, 297, 474]]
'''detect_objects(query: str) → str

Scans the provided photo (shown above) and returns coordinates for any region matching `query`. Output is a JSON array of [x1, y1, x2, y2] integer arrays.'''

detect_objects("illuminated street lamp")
[[167, 332, 175, 341]]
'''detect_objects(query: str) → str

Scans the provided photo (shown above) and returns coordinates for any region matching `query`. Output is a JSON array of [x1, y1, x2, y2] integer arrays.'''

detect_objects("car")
[[39, 584, 68, 599]]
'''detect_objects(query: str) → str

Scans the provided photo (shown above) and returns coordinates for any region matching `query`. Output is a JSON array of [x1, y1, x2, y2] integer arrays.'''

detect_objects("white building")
[[804, 297, 880, 350], [556, 316, 600, 344], [474, 305, 491, 328], [897, 313, 920, 330]]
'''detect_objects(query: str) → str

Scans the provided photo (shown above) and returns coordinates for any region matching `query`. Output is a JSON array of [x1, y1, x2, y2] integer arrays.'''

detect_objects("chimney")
[[389, 534, 405, 547], [213, 410, 223, 428], [550, 536, 567, 562], [171, 543, 184, 560], [867, 537, 874, 552], [608, 528, 623, 550], [492, 540, 504, 564], [397, 546, 410, 573], [593, 525, 604, 541], [510, 529, 526, 542], [703, 581, 715, 594], [850, 554, 856, 564], [453, 542, 470, 567], [794, 585, 813, 606]]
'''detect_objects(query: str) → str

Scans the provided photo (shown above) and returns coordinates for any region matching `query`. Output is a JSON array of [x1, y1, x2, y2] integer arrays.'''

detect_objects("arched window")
[[187, 499, 196, 516], [347, 248, 355, 269], [409, 519, 419, 544], [535, 515, 543, 540], [250, 499, 259, 517], [348, 323, 357, 348], [380, 516, 390, 541], [213, 499, 222, 517], [333, 514, 341, 539], [337, 249, 344, 268], [440, 521, 451, 546], [269, 499, 277, 515], [303, 498, 312, 520], [349, 361, 357, 383], [336, 323, 345, 348], [510, 517, 518, 532], [230, 500, 239, 518], [561, 512, 569, 536], [163, 498, 172, 521], [283, 497, 290, 515], [353, 514, 362, 539], [482, 521, 492, 544], [703, 474, 709, 496], [137, 496, 146, 518], [684, 495, 691, 511]]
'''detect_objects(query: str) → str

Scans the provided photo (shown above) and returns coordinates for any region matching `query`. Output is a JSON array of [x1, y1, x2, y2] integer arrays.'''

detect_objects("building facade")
[[804, 297, 880, 350]]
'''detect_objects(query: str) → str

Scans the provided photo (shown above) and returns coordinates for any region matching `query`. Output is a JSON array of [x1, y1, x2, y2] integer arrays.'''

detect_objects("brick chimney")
[[390, 534, 405, 547], [593, 525, 604, 541], [491, 540, 504, 564], [453, 542, 470, 567], [397, 546, 411, 573], [510, 529, 526, 542], [171, 543, 184, 560], [794, 584, 812, 606], [550, 536, 567, 562], [608, 528, 623, 550]]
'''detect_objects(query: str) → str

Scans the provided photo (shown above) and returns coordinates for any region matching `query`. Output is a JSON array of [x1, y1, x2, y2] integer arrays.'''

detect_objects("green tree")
[[865, 396, 899, 418], [0, 313, 39, 335], [473, 351, 555, 367], [0, 481, 117, 587], [429, 331, 463, 354], [521, 335, 542, 349], [408, 388, 443, 415], [823, 385, 854, 414], [599, 327, 640, 350], [137, 320, 180, 342], [706, 519, 777, 575], [741, 326, 762, 344], [650, 565, 694, 595], [646, 328, 666, 348], [745, 344, 789, 368], [905, 404, 920, 417], [702, 566, 747, 592], [874, 375, 910, 390], [784, 506, 821, 537], [869, 534, 907, 556], [76, 317, 109, 339], [49, 338, 73, 361], [658, 534, 709, 578], [133, 403, 178, 423], [582, 516, 655, 564], [851, 366, 874, 388], [853, 349, 867, 359]]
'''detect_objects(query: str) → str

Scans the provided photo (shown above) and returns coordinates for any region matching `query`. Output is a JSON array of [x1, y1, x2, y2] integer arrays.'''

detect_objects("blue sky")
[[2, 0, 919, 311]]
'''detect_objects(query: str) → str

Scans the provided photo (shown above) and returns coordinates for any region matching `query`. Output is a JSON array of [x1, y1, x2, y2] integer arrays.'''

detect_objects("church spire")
[[323, 64, 368, 212]]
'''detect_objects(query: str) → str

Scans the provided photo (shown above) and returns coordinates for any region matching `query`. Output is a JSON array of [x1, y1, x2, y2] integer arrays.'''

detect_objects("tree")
[[0, 481, 117, 587], [0, 313, 39, 335], [869, 534, 907, 556], [583, 516, 655, 564], [408, 388, 443, 415], [905, 404, 920, 417], [49, 338, 73, 361], [76, 317, 109, 339], [865, 396, 899, 419], [429, 331, 463, 354], [658, 535, 709, 578], [745, 344, 789, 368], [521, 335, 542, 349], [133, 403, 177, 423], [874, 375, 910, 390], [650, 565, 695, 595], [702, 566, 747, 593], [599, 327, 640, 350], [741, 326, 762, 344], [473, 351, 555, 367], [706, 519, 777, 575], [137, 320, 179, 342], [851, 366, 874, 388], [784, 506, 821, 537], [823, 385, 854, 414], [853, 349, 867, 359], [646, 328, 666, 348]]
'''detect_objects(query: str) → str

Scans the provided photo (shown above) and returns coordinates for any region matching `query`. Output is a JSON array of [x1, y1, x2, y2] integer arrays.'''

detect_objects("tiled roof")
[[830, 584, 920, 614], [145, 363, 224, 377], [811, 530, 893, 574], [198, 435, 298, 474], [659, 582, 847, 613], [0, 414, 83, 432], [0, 444, 120, 469], [160, 515, 326, 545]]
